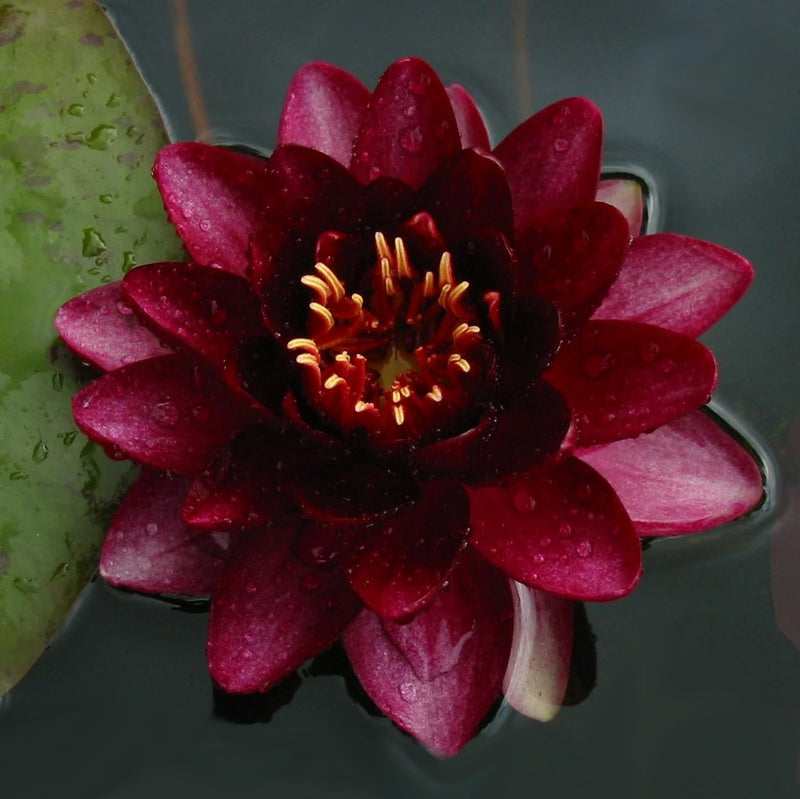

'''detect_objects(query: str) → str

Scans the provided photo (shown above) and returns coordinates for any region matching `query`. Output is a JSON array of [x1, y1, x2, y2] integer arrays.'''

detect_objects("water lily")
[[55, 57, 763, 756]]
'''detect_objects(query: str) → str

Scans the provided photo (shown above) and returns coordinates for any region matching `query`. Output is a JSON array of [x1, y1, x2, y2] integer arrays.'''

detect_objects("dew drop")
[[576, 540, 593, 558], [191, 404, 212, 422], [541, 537, 552, 547], [51, 372, 64, 391], [300, 573, 322, 594], [582, 352, 615, 379], [32, 440, 49, 463], [399, 682, 418, 701], [368, 165, 382, 181], [145, 522, 158, 535], [245, 581, 258, 594], [558, 523, 572, 538], [400, 125, 424, 155], [408, 72, 432, 95], [82, 228, 106, 257], [67, 103, 85, 116], [115, 299, 134, 315], [553, 137, 570, 152], [512, 489, 537, 514], [533, 553, 545, 565], [640, 340, 660, 363], [62, 431, 77, 446], [150, 400, 179, 427], [241, 648, 254, 661], [86, 124, 117, 151], [199, 219, 211, 232]]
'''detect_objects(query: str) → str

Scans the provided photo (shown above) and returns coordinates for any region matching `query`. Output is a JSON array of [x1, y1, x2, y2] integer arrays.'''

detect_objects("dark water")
[[3, 1, 800, 797]]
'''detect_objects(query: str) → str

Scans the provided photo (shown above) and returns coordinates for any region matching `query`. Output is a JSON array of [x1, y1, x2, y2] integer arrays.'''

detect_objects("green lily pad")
[[0, 0, 182, 695]]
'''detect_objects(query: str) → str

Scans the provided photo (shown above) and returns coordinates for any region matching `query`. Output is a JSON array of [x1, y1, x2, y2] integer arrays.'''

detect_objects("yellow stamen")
[[400, 385, 411, 398], [392, 389, 402, 404], [314, 263, 345, 303], [309, 302, 335, 332], [438, 251, 454, 286], [393, 404, 405, 426], [301, 274, 330, 302], [296, 352, 319, 367], [355, 400, 369, 413], [287, 337, 319, 354], [395, 237, 411, 278], [323, 374, 346, 390], [423, 271, 436, 298], [447, 281, 470, 314], [375, 231, 392, 261], [427, 385, 443, 402], [384, 276, 397, 296], [448, 353, 471, 373]]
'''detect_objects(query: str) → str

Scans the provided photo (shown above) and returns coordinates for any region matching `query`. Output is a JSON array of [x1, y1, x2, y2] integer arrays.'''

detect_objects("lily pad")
[[0, 0, 181, 695]]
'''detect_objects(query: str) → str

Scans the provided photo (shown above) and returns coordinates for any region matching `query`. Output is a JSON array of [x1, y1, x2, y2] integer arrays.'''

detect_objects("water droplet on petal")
[[582, 352, 615, 379], [150, 400, 179, 427], [558, 523, 572, 538], [553, 137, 570, 152], [145, 522, 158, 535], [399, 682, 418, 701], [115, 299, 134, 316], [199, 219, 211, 232], [576, 540, 593, 558], [533, 553, 545, 565], [512, 489, 537, 514], [408, 72, 431, 95], [400, 125, 424, 154], [300, 573, 322, 594]]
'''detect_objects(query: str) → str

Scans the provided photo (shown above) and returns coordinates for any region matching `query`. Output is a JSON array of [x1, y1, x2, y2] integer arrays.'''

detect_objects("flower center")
[[287, 231, 491, 444]]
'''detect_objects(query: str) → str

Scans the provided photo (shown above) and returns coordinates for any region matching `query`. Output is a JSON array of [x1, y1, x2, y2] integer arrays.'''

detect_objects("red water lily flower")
[[55, 58, 763, 757]]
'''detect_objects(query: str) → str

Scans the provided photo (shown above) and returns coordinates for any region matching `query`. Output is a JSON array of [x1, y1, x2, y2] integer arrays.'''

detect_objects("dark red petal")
[[343, 481, 470, 619], [595, 178, 644, 238], [183, 427, 294, 531], [469, 457, 642, 601], [294, 457, 421, 526], [420, 149, 513, 242], [447, 84, 491, 151], [545, 320, 718, 446], [55, 282, 172, 372], [411, 380, 569, 483], [266, 145, 360, 230], [503, 583, 573, 720], [343, 550, 512, 757], [493, 98, 603, 233], [100, 470, 228, 595], [123, 262, 264, 380], [518, 202, 630, 337], [351, 57, 460, 189], [208, 525, 361, 693], [578, 410, 764, 535], [277, 62, 370, 167], [154, 143, 273, 275], [593, 233, 755, 337], [73, 354, 259, 475]]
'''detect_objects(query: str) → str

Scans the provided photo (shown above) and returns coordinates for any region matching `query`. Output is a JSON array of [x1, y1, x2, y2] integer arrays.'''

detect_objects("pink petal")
[[595, 178, 644, 238], [153, 142, 273, 275], [593, 233, 754, 337], [545, 320, 718, 446], [503, 583, 573, 721], [55, 282, 171, 372], [351, 57, 460, 189], [468, 457, 642, 601], [277, 62, 370, 167], [123, 262, 264, 379], [208, 525, 361, 693], [342, 550, 512, 757], [73, 354, 259, 475], [343, 481, 470, 619], [493, 97, 602, 232], [518, 201, 630, 337], [100, 470, 228, 595], [446, 84, 491, 151], [578, 409, 764, 535]]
